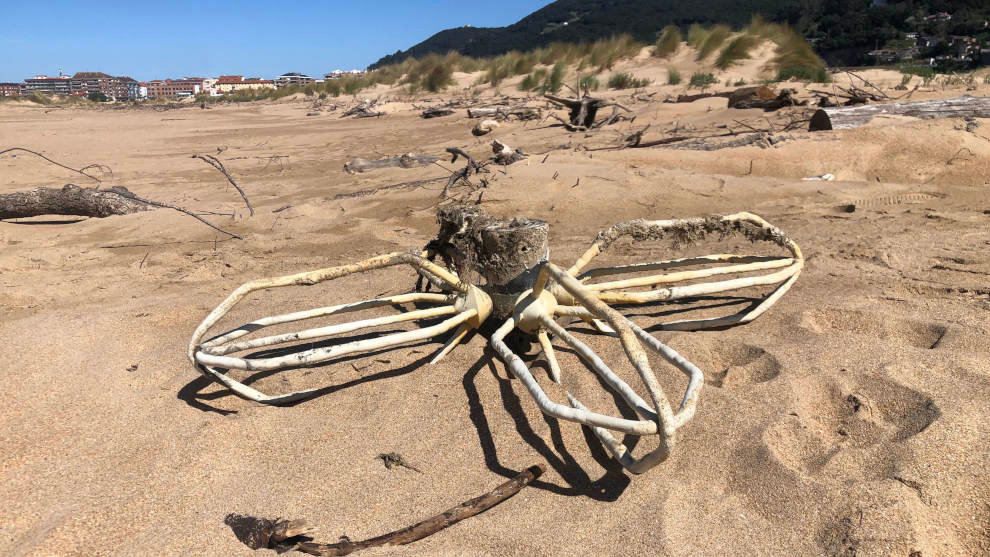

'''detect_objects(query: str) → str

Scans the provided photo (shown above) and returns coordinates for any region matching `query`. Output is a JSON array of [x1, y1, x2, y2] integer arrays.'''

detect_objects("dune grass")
[[744, 17, 828, 82], [579, 75, 600, 91], [581, 34, 643, 72], [608, 72, 651, 90], [687, 24, 710, 49], [689, 72, 717, 89], [715, 34, 760, 70], [519, 68, 548, 91], [654, 26, 682, 59], [696, 25, 731, 60], [190, 21, 826, 103]]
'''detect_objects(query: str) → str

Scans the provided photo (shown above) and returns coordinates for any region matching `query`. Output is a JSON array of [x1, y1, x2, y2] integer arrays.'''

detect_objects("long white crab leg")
[[556, 212, 803, 331], [188, 251, 490, 404]]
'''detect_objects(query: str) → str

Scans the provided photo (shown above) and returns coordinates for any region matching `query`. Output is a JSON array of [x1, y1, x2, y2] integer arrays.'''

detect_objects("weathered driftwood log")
[[729, 88, 804, 110], [342, 102, 384, 118], [421, 108, 454, 118], [675, 86, 802, 111], [0, 184, 151, 220], [492, 140, 526, 165], [466, 105, 540, 120], [279, 464, 543, 556], [344, 153, 438, 174], [809, 95, 990, 131], [674, 91, 732, 103]]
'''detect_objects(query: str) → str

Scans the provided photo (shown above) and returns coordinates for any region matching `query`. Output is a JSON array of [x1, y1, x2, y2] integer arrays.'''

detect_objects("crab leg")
[[201, 292, 454, 349], [197, 309, 477, 372], [203, 305, 460, 357]]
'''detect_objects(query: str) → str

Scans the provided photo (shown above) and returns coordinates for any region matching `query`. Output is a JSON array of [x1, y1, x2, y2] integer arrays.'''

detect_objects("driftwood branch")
[[191, 154, 254, 216], [293, 464, 545, 556], [441, 148, 488, 198], [0, 147, 111, 182]]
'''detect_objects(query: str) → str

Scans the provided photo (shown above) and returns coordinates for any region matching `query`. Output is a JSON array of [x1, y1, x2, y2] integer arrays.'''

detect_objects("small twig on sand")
[[946, 147, 974, 165], [192, 154, 254, 216], [0, 147, 110, 182]]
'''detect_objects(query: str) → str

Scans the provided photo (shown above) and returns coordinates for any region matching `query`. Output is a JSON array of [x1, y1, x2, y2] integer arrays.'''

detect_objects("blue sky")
[[0, 1, 549, 82]]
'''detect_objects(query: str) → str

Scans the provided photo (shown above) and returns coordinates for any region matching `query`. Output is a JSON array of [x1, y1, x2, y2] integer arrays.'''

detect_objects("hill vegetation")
[[369, 0, 990, 69], [194, 19, 826, 104]]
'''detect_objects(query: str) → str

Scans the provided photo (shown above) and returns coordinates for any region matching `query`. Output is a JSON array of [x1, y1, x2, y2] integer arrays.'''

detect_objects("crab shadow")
[[178, 311, 689, 501], [462, 345, 635, 501]]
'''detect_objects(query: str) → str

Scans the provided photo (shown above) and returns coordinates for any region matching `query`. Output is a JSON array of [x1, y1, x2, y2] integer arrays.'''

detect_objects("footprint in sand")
[[762, 373, 940, 478], [677, 338, 782, 388], [798, 307, 947, 350]]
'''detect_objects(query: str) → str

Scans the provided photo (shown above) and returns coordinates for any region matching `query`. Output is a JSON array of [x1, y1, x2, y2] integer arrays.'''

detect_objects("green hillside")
[[369, 0, 990, 69]]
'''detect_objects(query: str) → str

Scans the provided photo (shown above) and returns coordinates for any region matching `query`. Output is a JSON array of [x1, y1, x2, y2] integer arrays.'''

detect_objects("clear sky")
[[1, 0, 550, 82]]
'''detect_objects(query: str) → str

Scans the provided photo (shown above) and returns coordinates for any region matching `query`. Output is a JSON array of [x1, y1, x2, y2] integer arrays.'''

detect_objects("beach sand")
[[1, 53, 989, 556]]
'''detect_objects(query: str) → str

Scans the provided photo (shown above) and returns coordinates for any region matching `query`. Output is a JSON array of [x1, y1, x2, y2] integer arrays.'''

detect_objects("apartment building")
[[0, 82, 24, 97], [274, 72, 314, 88], [213, 75, 276, 95], [24, 74, 73, 95], [145, 77, 206, 99], [70, 72, 140, 100]]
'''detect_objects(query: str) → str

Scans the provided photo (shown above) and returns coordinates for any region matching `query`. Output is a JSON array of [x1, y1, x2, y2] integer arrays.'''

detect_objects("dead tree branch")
[[192, 154, 254, 216], [110, 186, 244, 239], [290, 464, 545, 556], [0, 147, 111, 182]]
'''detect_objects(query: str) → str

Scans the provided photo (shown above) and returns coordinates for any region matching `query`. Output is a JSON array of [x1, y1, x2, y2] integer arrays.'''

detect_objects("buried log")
[[809, 95, 990, 131], [344, 153, 438, 174], [0, 184, 243, 239], [420, 108, 454, 118], [674, 86, 804, 111], [0, 184, 150, 219], [674, 86, 772, 104], [233, 464, 545, 556]]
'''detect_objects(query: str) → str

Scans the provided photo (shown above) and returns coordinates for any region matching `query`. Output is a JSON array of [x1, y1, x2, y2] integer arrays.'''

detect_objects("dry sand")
[[1, 52, 989, 556]]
